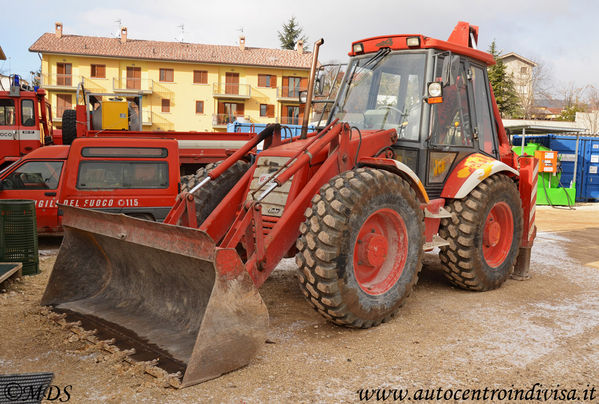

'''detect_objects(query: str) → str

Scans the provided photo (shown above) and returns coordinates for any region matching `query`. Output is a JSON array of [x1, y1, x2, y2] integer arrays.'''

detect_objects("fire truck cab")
[[0, 76, 57, 169], [0, 137, 180, 235]]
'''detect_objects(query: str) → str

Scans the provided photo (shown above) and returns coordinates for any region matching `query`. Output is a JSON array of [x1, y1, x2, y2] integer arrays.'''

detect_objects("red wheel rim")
[[482, 202, 514, 268], [353, 208, 408, 295]]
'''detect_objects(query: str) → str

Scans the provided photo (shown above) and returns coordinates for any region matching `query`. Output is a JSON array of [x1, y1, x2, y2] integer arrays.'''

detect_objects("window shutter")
[[270, 75, 277, 88], [237, 103, 245, 116], [267, 104, 275, 118], [218, 102, 225, 114], [300, 77, 308, 90]]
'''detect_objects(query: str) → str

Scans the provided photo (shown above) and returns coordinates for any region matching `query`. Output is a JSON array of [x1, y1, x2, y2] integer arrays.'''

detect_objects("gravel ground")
[[1, 205, 598, 403]]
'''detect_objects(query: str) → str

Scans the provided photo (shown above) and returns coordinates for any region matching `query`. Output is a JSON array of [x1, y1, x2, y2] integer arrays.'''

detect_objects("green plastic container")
[[0, 200, 39, 275], [512, 143, 576, 207]]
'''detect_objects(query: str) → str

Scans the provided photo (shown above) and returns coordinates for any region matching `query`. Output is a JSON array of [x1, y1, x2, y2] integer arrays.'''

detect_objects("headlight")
[[427, 82, 442, 97], [352, 43, 364, 54], [299, 90, 308, 104], [406, 36, 421, 47]]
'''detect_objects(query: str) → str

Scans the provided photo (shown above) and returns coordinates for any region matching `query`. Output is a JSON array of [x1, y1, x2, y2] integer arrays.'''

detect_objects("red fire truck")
[[0, 75, 59, 169], [0, 137, 181, 234]]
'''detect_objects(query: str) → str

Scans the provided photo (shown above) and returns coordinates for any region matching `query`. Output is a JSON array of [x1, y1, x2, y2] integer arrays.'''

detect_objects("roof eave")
[[28, 49, 311, 70]]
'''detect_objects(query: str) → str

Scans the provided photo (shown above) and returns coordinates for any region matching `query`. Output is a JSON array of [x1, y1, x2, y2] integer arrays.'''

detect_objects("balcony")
[[81, 77, 109, 92], [212, 114, 244, 128], [212, 83, 251, 99], [112, 78, 154, 94], [277, 86, 307, 102], [41, 73, 82, 91], [278, 116, 302, 125]]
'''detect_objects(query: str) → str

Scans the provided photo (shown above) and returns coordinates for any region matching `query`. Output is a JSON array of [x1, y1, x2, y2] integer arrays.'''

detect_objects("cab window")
[[21, 99, 35, 127], [429, 56, 473, 147], [0, 99, 16, 126], [2, 161, 63, 189], [77, 161, 169, 189], [471, 66, 496, 155]]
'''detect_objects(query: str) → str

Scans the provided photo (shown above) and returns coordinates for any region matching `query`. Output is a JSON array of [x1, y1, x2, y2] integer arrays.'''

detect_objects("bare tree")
[[511, 58, 552, 119], [577, 85, 599, 133]]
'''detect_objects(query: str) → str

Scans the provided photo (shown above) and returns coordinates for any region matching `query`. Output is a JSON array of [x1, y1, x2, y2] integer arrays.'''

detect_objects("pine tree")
[[487, 40, 520, 118], [278, 17, 308, 51]]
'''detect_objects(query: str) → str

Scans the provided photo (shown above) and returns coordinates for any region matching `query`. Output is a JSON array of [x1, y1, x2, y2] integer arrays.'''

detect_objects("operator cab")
[[324, 25, 500, 198]]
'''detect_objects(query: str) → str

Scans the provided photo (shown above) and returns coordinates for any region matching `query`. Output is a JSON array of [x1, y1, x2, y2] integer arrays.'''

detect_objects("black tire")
[[62, 109, 77, 145], [438, 174, 523, 291], [295, 168, 424, 328], [181, 161, 250, 225]]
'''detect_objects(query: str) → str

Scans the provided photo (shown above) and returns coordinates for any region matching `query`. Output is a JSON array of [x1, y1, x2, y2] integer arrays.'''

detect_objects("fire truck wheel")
[[181, 161, 250, 226], [438, 174, 523, 291], [296, 168, 424, 328], [62, 109, 77, 145]]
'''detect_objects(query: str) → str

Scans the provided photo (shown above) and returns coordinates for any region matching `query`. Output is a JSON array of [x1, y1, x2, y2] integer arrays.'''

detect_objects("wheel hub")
[[482, 202, 514, 268], [358, 233, 389, 267], [484, 220, 501, 247], [353, 208, 408, 295]]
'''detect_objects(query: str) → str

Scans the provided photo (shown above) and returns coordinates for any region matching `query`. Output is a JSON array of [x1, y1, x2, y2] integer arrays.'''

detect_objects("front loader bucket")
[[42, 206, 268, 387]]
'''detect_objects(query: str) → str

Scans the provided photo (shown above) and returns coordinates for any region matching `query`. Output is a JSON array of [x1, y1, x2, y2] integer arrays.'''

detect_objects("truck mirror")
[[314, 77, 323, 96], [441, 55, 451, 86], [441, 53, 460, 86]]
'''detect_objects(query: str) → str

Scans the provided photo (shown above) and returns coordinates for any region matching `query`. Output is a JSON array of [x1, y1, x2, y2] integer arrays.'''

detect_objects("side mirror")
[[441, 55, 451, 86], [314, 77, 324, 96], [442, 55, 461, 86]]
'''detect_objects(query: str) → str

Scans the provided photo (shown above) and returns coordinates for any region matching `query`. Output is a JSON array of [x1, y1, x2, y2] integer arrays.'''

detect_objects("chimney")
[[297, 40, 304, 54], [55, 22, 63, 39], [239, 36, 246, 51], [120, 27, 128, 44]]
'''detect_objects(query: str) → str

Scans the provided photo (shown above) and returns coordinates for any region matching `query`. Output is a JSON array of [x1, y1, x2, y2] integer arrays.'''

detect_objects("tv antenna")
[[176, 24, 185, 42], [113, 19, 122, 37]]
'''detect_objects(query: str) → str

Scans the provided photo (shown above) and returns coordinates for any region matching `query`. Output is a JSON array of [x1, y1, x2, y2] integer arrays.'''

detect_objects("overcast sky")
[[2, 0, 597, 97]]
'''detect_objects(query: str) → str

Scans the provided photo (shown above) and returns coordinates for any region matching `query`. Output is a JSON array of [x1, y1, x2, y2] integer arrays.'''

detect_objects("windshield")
[[332, 52, 426, 141]]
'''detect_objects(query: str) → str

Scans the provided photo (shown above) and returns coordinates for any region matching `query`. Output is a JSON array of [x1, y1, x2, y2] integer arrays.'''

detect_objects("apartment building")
[[29, 23, 313, 131]]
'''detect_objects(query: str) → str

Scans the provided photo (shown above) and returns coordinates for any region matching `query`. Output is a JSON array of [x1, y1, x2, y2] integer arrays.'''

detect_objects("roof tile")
[[29, 33, 313, 70]]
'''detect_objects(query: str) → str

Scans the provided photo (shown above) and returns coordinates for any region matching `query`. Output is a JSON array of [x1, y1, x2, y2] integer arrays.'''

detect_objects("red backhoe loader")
[[42, 22, 538, 387]]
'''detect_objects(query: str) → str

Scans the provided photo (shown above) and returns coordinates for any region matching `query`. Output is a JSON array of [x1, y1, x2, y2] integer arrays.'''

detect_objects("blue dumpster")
[[513, 134, 599, 202]]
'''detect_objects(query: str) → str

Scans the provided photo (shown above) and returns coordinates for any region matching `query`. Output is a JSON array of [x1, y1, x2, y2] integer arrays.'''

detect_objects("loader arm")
[[202, 123, 398, 287]]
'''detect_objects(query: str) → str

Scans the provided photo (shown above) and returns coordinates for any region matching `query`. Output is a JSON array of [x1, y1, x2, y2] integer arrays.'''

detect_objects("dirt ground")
[[1, 205, 598, 403]]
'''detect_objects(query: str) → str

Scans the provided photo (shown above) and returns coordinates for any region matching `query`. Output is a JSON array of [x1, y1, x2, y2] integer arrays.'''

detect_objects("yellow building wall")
[[40, 53, 310, 132]]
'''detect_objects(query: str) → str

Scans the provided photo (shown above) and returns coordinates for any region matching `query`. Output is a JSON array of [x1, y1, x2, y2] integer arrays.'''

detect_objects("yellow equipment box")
[[102, 101, 128, 130]]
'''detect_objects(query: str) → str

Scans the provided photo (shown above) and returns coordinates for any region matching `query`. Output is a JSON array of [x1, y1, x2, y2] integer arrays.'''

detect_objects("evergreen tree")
[[278, 17, 308, 51], [487, 40, 520, 117]]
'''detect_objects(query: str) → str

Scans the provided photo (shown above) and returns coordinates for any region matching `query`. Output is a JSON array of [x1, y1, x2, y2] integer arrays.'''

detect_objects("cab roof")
[[21, 145, 70, 160], [349, 21, 495, 66]]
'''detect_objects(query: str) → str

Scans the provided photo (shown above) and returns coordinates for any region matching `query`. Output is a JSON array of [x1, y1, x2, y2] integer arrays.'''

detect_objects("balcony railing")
[[41, 73, 82, 90], [212, 113, 244, 127], [277, 86, 307, 101], [113, 78, 154, 93], [278, 116, 302, 125], [212, 83, 251, 99]]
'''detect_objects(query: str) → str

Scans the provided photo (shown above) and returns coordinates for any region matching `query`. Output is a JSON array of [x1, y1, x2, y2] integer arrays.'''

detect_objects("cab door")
[[425, 54, 477, 198], [18, 98, 41, 155], [0, 98, 19, 163], [0, 160, 65, 233]]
